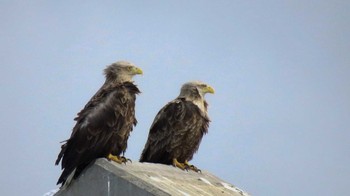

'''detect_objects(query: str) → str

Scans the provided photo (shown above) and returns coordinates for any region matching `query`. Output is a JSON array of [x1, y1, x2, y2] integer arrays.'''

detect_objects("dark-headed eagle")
[[55, 61, 142, 187], [140, 81, 214, 172]]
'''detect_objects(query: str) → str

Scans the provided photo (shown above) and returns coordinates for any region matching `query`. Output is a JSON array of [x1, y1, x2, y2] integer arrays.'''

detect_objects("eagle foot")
[[185, 160, 201, 173], [121, 156, 132, 164], [172, 158, 188, 171], [108, 154, 131, 164]]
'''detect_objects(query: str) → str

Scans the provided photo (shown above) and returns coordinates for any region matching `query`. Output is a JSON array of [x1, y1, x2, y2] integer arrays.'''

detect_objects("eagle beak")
[[133, 67, 143, 75], [205, 85, 215, 94]]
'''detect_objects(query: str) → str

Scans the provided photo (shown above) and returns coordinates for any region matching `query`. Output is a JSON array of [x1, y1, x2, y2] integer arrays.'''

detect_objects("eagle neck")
[[179, 95, 207, 116], [105, 74, 133, 84]]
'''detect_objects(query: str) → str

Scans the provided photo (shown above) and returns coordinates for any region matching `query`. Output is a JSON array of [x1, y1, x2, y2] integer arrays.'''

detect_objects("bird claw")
[[172, 158, 188, 171], [120, 156, 132, 164], [108, 154, 132, 164], [183, 164, 190, 171], [172, 159, 201, 173], [185, 161, 201, 173], [190, 165, 201, 173]]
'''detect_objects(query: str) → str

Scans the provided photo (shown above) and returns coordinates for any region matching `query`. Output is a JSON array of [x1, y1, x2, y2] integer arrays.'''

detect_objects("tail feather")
[[55, 143, 67, 165], [58, 168, 76, 189]]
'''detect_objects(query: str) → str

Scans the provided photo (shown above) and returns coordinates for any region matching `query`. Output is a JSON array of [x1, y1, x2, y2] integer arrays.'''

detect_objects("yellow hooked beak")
[[205, 85, 215, 94], [132, 67, 143, 75]]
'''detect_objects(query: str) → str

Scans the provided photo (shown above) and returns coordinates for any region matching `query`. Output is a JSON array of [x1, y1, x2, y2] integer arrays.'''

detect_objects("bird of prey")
[[140, 81, 214, 172], [55, 61, 143, 187]]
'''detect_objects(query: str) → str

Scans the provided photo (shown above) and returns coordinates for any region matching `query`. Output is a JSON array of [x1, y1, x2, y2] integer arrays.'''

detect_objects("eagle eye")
[[127, 66, 132, 71]]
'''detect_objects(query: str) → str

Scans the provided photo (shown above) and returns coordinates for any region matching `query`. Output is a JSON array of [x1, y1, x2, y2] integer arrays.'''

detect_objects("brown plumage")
[[55, 61, 142, 186], [140, 81, 214, 172]]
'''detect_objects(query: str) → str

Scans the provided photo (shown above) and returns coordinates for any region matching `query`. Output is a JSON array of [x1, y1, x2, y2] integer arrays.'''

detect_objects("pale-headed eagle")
[[140, 81, 214, 172], [55, 61, 143, 186]]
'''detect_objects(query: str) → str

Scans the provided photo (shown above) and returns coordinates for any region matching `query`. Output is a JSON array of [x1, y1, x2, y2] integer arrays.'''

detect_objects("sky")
[[0, 1, 349, 195]]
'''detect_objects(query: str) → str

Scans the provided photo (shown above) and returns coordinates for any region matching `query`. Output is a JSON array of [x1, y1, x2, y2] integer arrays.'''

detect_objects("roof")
[[55, 158, 250, 196]]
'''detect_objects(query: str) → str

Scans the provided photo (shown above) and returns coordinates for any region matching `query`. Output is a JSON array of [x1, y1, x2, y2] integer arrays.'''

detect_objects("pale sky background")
[[1, 1, 349, 196]]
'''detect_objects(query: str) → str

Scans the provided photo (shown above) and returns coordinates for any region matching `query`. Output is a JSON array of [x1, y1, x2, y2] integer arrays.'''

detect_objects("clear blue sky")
[[1, 1, 349, 195]]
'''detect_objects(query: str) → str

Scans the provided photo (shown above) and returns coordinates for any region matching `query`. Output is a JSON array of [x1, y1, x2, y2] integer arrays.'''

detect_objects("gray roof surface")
[[55, 158, 249, 196]]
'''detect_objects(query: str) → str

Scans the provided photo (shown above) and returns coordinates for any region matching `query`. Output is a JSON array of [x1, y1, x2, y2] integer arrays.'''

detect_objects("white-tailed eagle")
[[55, 61, 143, 186], [140, 81, 214, 172]]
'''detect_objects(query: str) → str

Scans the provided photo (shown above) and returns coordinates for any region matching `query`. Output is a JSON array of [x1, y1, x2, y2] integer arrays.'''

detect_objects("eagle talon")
[[108, 154, 131, 164], [189, 165, 201, 173], [172, 158, 187, 171], [120, 156, 132, 164], [193, 167, 202, 173], [183, 164, 190, 171], [185, 161, 201, 173]]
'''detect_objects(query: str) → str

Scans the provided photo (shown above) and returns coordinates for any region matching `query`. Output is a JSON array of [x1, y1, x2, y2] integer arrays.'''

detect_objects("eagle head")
[[178, 81, 214, 115], [179, 81, 215, 99], [104, 61, 143, 83]]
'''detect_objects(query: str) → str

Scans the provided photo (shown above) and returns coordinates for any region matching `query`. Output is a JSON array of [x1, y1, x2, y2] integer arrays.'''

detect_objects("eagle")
[[55, 61, 143, 187], [140, 81, 214, 172]]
